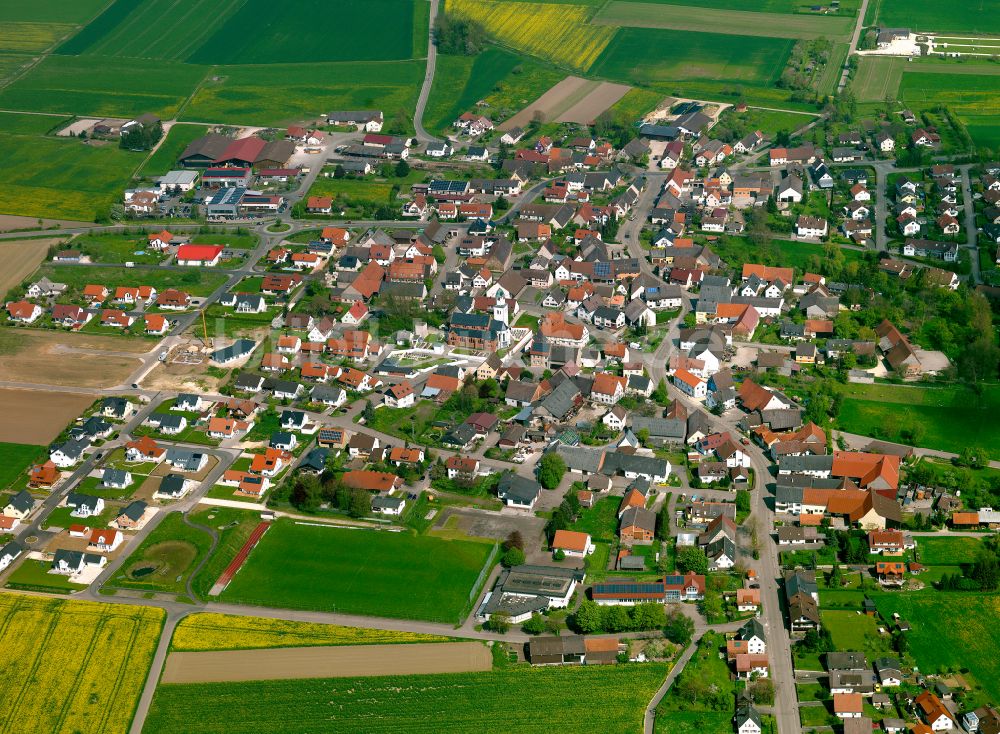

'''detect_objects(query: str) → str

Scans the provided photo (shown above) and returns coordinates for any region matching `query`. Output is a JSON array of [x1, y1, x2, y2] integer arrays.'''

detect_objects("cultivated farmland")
[[0, 22, 75, 53], [444, 0, 616, 71], [852, 57, 904, 101], [0, 388, 94, 444], [0, 55, 206, 119], [0, 238, 60, 296], [144, 664, 669, 733], [220, 521, 497, 623], [0, 0, 109, 24], [872, 591, 1000, 701], [593, 2, 854, 40], [161, 642, 492, 683], [188, 0, 417, 64], [875, 0, 1000, 34], [591, 27, 792, 86], [0, 442, 47, 490], [138, 123, 210, 177], [0, 131, 146, 222], [899, 72, 1000, 116], [0, 595, 164, 734], [0, 328, 146, 389], [59, 0, 245, 61], [171, 613, 450, 651], [180, 61, 424, 127]]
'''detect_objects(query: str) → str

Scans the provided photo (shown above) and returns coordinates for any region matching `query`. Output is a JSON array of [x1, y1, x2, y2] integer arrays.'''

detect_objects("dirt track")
[[161, 641, 492, 683], [0, 388, 94, 443]]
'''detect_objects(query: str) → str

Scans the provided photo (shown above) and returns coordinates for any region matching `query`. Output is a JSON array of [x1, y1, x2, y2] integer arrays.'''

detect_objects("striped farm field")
[[852, 56, 904, 101], [899, 71, 1000, 115], [0, 595, 164, 734], [144, 664, 670, 734], [444, 0, 616, 70], [171, 613, 451, 652], [593, 1, 855, 39]]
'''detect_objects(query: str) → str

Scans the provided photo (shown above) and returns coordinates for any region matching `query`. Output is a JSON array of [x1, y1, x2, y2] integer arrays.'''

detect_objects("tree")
[[362, 399, 375, 422], [572, 600, 604, 634], [503, 531, 525, 551], [501, 546, 525, 568], [434, 14, 486, 55], [521, 612, 545, 635], [601, 604, 632, 633], [486, 611, 511, 633], [631, 602, 667, 630], [676, 546, 709, 575], [395, 159, 410, 178], [663, 609, 694, 645], [746, 678, 775, 705], [700, 590, 723, 622], [334, 164, 346, 178], [537, 453, 567, 489], [971, 551, 1000, 591]]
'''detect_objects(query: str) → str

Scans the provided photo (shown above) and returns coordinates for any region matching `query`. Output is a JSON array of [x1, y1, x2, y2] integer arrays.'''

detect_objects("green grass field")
[[916, 536, 986, 566], [69, 233, 166, 264], [593, 2, 854, 39], [58, 0, 245, 60], [570, 495, 621, 542], [899, 72, 1000, 117], [622, 0, 860, 12], [145, 664, 669, 734], [656, 632, 733, 732], [0, 0, 110, 24], [137, 124, 209, 178], [425, 47, 523, 133], [220, 520, 496, 623], [0, 442, 46, 491], [0, 54, 207, 118], [835, 383, 1000, 459], [180, 60, 424, 127], [872, 591, 1000, 701], [607, 87, 664, 122], [876, 0, 1000, 34], [852, 56, 904, 102], [0, 110, 70, 135], [712, 236, 864, 274], [188, 0, 416, 64], [0, 54, 33, 84], [109, 512, 213, 597], [821, 609, 882, 651], [38, 264, 228, 297], [0, 131, 145, 221], [5, 559, 88, 593], [592, 28, 793, 87]]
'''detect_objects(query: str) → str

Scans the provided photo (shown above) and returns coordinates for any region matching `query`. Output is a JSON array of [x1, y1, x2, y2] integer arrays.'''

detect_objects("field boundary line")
[[0, 604, 62, 731], [96, 616, 143, 734]]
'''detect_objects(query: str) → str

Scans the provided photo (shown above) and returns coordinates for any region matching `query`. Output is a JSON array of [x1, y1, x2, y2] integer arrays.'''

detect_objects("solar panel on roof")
[[595, 262, 611, 277]]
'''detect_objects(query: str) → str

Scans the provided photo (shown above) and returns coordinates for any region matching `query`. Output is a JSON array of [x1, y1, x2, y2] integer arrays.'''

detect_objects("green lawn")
[[220, 520, 497, 623], [821, 609, 884, 653], [42, 504, 118, 531], [871, 591, 1000, 702], [835, 383, 1000, 459], [5, 559, 87, 594], [188, 506, 263, 599], [108, 511, 213, 597], [916, 536, 985, 566], [656, 632, 733, 732], [570, 496, 621, 542], [0, 442, 46, 491], [68, 233, 166, 264], [145, 664, 669, 734], [712, 235, 865, 276]]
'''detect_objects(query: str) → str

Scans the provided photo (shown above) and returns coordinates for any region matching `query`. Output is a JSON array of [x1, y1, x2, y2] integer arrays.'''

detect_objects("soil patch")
[[161, 642, 492, 683], [0, 388, 94, 444], [0, 328, 145, 388], [499, 76, 591, 131], [0, 238, 65, 297], [556, 81, 632, 124]]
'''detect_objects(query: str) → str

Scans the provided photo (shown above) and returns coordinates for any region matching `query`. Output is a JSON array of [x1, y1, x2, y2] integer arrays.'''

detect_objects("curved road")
[[413, 0, 442, 144]]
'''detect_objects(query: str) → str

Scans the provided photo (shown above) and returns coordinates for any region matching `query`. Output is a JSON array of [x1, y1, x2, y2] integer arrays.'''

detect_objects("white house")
[[673, 369, 707, 399]]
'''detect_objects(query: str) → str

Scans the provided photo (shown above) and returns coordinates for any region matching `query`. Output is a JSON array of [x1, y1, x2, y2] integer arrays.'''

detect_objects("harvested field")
[[0, 328, 145, 388], [593, 1, 854, 39], [0, 238, 60, 297], [161, 641, 492, 683], [0, 388, 94, 444], [502, 76, 629, 129], [557, 81, 632, 124]]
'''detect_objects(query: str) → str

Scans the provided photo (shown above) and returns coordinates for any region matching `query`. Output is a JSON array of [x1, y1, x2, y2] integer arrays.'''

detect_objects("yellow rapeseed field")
[[171, 612, 451, 651], [0, 595, 164, 734], [445, 0, 615, 71]]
